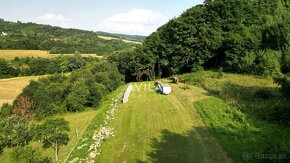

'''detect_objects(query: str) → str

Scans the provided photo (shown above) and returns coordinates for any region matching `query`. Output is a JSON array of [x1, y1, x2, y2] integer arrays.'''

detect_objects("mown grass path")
[[96, 82, 231, 163]]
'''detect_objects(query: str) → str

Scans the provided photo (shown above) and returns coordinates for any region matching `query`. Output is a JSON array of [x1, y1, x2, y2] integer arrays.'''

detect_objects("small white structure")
[[122, 84, 133, 103], [0, 32, 7, 36], [155, 82, 171, 95]]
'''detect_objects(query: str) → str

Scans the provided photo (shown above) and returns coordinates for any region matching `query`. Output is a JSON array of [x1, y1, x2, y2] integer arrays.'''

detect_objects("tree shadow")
[[137, 127, 230, 163], [137, 125, 290, 163], [203, 82, 288, 121]]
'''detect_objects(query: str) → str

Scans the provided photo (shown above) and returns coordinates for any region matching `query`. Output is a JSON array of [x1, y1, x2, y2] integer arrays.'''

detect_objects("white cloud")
[[35, 13, 74, 28], [96, 9, 168, 35]]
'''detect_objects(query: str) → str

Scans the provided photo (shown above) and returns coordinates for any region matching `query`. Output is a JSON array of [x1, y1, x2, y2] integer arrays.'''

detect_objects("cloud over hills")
[[96, 9, 168, 35]]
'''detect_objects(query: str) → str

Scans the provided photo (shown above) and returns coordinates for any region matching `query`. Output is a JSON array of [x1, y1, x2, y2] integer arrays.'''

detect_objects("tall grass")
[[179, 71, 290, 162]]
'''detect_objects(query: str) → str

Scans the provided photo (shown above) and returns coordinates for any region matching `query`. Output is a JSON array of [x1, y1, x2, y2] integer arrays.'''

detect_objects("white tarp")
[[122, 84, 133, 103]]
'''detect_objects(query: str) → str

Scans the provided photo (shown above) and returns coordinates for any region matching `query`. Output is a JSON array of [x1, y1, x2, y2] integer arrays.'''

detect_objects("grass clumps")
[[181, 71, 290, 162]]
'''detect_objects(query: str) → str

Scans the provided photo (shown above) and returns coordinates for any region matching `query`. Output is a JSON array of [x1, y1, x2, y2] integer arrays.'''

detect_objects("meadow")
[[0, 50, 102, 60], [0, 75, 41, 107], [179, 71, 290, 162], [95, 82, 230, 163], [1, 70, 289, 162]]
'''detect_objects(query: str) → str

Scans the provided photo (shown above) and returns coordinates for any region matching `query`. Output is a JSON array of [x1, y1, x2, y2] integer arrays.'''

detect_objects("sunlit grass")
[[0, 50, 102, 60], [97, 36, 142, 44], [0, 75, 42, 107], [96, 82, 230, 163]]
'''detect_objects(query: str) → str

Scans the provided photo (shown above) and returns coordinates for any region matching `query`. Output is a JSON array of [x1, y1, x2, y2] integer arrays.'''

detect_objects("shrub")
[[238, 51, 256, 73], [211, 68, 224, 79], [274, 76, 290, 98], [11, 146, 51, 163], [256, 50, 282, 76], [65, 79, 90, 112], [0, 103, 12, 117]]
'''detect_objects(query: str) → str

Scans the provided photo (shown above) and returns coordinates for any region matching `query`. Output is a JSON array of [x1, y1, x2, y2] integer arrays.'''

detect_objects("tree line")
[[109, 0, 290, 81], [0, 54, 99, 78], [0, 61, 124, 161], [1, 61, 123, 119], [0, 19, 136, 54]]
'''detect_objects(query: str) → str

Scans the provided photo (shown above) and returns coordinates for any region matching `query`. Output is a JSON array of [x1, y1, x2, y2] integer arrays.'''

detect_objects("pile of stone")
[[69, 92, 123, 163]]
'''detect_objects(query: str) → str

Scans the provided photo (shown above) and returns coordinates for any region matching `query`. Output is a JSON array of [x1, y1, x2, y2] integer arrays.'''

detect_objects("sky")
[[0, 0, 204, 35]]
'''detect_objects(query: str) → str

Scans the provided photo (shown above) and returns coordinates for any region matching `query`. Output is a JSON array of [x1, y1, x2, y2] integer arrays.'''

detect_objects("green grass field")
[[95, 82, 230, 163], [179, 71, 290, 162], [1, 71, 288, 162], [0, 50, 102, 60]]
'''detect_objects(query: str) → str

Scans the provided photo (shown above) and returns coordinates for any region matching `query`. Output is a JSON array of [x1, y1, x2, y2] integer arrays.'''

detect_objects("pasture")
[[0, 50, 102, 60]]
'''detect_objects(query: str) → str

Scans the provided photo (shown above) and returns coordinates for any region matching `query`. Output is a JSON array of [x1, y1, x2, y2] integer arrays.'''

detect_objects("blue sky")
[[0, 0, 204, 35]]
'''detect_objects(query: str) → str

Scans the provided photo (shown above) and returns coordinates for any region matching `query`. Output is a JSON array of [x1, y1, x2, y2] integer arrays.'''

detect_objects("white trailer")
[[155, 82, 171, 95]]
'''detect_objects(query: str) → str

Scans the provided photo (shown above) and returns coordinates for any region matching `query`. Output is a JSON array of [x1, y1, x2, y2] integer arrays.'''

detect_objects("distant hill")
[[0, 19, 141, 55]]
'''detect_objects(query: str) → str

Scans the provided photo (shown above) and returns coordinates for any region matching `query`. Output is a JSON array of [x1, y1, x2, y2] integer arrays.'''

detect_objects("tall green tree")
[[0, 116, 32, 153], [34, 118, 70, 161]]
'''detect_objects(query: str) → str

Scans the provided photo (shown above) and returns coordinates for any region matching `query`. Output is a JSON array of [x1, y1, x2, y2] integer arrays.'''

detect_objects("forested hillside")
[[0, 19, 139, 54], [109, 0, 290, 80]]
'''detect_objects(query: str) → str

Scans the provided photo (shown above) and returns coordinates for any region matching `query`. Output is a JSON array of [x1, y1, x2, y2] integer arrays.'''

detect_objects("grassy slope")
[[0, 50, 101, 60], [0, 85, 127, 163], [96, 82, 231, 163], [0, 75, 41, 107], [179, 71, 290, 162]]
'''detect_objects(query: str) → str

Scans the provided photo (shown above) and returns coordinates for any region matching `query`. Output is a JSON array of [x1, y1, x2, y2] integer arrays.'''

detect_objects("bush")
[[0, 103, 12, 118], [274, 76, 290, 98], [256, 50, 282, 76], [11, 146, 51, 163], [65, 79, 90, 112], [211, 68, 224, 79], [238, 51, 256, 73], [282, 47, 290, 73]]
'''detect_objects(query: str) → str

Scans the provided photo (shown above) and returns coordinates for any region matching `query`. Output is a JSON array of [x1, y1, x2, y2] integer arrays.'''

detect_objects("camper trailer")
[[155, 82, 171, 95]]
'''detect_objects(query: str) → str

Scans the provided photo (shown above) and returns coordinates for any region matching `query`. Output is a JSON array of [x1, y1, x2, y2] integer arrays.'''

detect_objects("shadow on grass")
[[203, 82, 289, 121], [137, 127, 230, 163], [138, 125, 290, 163]]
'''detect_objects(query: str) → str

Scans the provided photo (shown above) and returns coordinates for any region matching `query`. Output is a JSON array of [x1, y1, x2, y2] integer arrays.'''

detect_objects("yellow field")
[[0, 76, 42, 107], [0, 50, 102, 60], [97, 35, 142, 44]]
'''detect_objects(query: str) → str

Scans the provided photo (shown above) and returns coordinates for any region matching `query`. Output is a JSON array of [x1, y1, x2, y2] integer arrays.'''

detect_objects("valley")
[[0, 0, 289, 162]]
